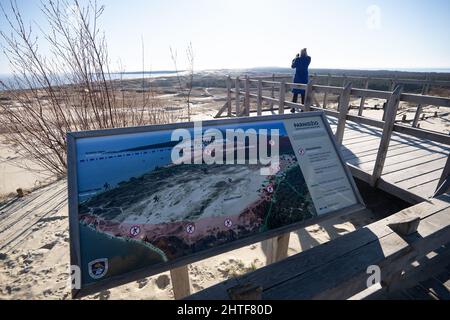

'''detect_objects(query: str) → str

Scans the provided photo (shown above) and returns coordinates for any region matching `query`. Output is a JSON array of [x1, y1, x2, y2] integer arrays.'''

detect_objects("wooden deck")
[[327, 116, 450, 203], [188, 193, 450, 300]]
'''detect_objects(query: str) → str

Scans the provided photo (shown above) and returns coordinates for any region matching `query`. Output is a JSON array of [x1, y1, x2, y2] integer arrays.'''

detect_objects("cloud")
[[366, 5, 382, 30]]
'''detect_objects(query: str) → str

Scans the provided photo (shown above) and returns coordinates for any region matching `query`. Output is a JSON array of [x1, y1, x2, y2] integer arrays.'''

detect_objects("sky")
[[1, 0, 450, 73]]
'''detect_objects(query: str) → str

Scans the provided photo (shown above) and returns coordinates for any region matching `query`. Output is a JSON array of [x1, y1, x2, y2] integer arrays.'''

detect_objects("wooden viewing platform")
[[197, 74, 450, 300], [215, 74, 450, 205]]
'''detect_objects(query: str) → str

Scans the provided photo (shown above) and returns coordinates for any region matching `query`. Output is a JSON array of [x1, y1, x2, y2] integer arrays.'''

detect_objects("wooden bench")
[[188, 193, 450, 300]]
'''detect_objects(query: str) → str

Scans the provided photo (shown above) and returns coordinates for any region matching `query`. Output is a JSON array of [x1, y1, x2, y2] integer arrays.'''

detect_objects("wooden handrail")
[[230, 74, 450, 87]]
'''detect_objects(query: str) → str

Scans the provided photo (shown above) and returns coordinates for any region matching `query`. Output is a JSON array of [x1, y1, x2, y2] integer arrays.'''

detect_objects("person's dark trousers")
[[291, 93, 306, 113], [292, 93, 305, 104]]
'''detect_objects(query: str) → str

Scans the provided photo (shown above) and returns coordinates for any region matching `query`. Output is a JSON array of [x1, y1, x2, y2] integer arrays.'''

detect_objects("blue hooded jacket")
[[291, 55, 311, 94]]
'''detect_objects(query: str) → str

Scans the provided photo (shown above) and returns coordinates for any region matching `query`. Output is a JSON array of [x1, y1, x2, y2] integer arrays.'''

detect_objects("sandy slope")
[[0, 178, 376, 300]]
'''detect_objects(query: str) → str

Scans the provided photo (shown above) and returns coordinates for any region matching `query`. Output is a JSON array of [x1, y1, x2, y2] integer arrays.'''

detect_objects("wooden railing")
[[220, 73, 450, 127], [215, 75, 450, 197]]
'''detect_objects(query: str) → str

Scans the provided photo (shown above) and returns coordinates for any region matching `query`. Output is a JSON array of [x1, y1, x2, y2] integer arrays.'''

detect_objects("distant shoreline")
[[1, 67, 450, 93]]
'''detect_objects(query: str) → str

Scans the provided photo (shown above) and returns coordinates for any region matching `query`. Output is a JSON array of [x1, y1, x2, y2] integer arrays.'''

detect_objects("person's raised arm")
[[292, 54, 299, 68]]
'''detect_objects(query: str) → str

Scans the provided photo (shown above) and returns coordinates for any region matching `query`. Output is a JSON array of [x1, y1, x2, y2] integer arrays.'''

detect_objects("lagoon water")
[[0, 71, 180, 91]]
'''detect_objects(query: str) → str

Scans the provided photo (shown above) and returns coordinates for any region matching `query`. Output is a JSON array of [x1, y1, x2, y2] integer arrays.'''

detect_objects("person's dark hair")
[[301, 48, 307, 57]]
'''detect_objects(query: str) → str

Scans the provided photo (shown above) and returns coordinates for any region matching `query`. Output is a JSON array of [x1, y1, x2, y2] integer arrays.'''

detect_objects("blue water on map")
[[75, 121, 288, 202]]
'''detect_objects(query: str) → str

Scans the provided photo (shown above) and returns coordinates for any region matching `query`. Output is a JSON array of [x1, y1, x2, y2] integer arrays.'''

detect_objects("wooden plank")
[[382, 153, 447, 176], [419, 277, 450, 300], [170, 265, 191, 299], [227, 75, 232, 117], [335, 83, 353, 145], [436, 155, 450, 196], [265, 209, 450, 300], [275, 233, 290, 262], [356, 154, 439, 176], [344, 136, 450, 157], [270, 73, 275, 109], [326, 113, 450, 146], [390, 75, 398, 91], [189, 197, 450, 299], [264, 233, 291, 265], [235, 77, 240, 115], [342, 141, 410, 162], [407, 178, 440, 196], [323, 74, 331, 108], [358, 143, 449, 168], [401, 93, 450, 108], [371, 86, 403, 186], [343, 135, 380, 147], [342, 138, 442, 158], [234, 75, 450, 89], [358, 77, 370, 116], [404, 285, 438, 300], [304, 81, 315, 112], [244, 75, 250, 116], [371, 245, 450, 299], [402, 170, 444, 190], [313, 85, 343, 95], [257, 79, 262, 116], [278, 81, 286, 114], [377, 177, 429, 204], [391, 162, 447, 188], [412, 81, 430, 127], [391, 124, 450, 146]]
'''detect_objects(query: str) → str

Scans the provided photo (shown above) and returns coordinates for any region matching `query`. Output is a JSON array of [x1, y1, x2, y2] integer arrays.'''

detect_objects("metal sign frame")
[[67, 111, 365, 298]]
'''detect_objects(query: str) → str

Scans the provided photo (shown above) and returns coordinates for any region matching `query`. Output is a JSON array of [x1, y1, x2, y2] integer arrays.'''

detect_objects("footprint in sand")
[[136, 278, 148, 289]]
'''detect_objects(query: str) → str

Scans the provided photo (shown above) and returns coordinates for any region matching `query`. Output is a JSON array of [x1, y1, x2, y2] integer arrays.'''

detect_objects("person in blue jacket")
[[291, 48, 311, 112]]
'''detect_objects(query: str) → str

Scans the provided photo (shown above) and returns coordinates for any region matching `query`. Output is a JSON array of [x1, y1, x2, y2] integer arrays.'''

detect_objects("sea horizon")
[[1, 67, 450, 91]]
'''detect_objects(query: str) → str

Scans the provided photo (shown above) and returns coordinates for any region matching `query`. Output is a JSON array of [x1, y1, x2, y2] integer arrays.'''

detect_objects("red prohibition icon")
[[186, 223, 195, 234], [224, 219, 233, 228], [130, 226, 141, 237]]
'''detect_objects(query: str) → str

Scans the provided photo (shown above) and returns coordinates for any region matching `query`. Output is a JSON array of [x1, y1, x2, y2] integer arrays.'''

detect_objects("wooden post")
[[382, 102, 388, 122], [323, 73, 331, 108], [388, 217, 420, 236], [358, 77, 370, 116], [170, 265, 191, 299], [334, 83, 352, 145], [226, 75, 232, 117], [303, 80, 315, 112], [435, 155, 450, 196], [265, 233, 290, 265], [342, 74, 348, 87], [371, 86, 403, 187], [279, 81, 286, 114], [257, 79, 262, 116], [270, 73, 275, 110], [235, 76, 240, 116], [390, 75, 397, 91], [412, 77, 430, 127], [336, 75, 347, 112], [244, 75, 250, 116]]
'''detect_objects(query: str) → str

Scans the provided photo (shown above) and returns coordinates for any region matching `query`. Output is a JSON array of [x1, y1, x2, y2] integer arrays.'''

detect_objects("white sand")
[[0, 137, 55, 199]]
